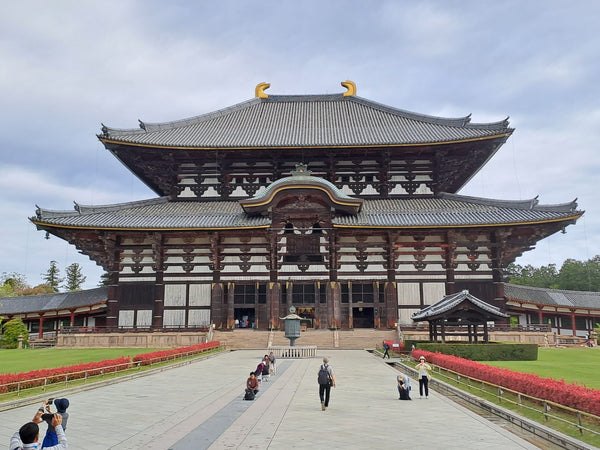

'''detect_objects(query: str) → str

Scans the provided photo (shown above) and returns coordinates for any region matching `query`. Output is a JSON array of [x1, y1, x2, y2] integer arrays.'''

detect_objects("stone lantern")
[[281, 305, 302, 346]]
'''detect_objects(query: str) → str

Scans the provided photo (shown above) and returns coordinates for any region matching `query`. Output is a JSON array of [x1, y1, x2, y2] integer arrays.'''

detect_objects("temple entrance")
[[352, 307, 374, 328], [234, 308, 255, 328], [296, 307, 315, 329]]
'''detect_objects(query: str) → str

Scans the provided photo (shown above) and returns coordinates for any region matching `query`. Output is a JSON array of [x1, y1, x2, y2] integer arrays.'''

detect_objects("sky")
[[1, 1, 598, 290]]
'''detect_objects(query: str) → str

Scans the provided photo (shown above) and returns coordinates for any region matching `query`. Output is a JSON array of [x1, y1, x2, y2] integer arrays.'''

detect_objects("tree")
[[558, 257, 600, 292], [98, 271, 110, 287], [42, 260, 63, 293], [508, 255, 600, 292], [64, 263, 86, 291], [0, 318, 28, 348], [506, 263, 559, 289], [0, 272, 29, 296], [21, 284, 55, 296]]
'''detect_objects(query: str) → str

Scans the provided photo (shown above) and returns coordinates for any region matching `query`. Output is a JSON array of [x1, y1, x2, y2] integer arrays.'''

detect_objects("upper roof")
[[504, 283, 600, 310], [98, 86, 512, 149], [31, 193, 580, 230], [0, 287, 108, 315], [412, 289, 509, 321]]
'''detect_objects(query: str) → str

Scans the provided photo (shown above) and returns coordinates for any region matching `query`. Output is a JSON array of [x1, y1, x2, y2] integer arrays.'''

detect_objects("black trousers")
[[419, 375, 429, 397], [319, 384, 332, 406]]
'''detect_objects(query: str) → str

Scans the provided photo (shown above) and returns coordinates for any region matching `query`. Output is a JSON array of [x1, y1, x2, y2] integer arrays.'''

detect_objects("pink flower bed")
[[411, 349, 600, 416], [0, 341, 220, 393]]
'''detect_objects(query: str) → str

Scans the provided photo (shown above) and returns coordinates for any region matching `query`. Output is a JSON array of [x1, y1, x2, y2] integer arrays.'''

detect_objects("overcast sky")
[[1, 1, 598, 290]]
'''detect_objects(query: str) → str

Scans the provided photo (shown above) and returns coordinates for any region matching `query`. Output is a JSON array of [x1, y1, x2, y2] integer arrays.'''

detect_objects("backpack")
[[244, 388, 255, 400], [318, 364, 331, 385]]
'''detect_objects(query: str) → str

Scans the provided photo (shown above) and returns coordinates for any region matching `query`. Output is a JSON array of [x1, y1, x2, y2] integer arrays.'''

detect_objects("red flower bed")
[[132, 341, 220, 366], [0, 357, 131, 393], [411, 350, 600, 416], [0, 341, 220, 394]]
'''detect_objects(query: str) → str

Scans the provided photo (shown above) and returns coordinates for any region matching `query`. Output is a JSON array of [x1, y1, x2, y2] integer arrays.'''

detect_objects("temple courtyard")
[[0, 350, 573, 449]]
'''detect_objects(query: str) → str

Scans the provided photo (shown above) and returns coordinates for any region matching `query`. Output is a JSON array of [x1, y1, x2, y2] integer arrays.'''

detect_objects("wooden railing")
[[59, 325, 211, 334], [413, 363, 600, 444], [0, 345, 220, 401]]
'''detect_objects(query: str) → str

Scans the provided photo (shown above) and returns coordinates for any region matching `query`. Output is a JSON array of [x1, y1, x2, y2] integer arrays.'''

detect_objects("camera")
[[46, 398, 54, 404], [41, 413, 55, 421]]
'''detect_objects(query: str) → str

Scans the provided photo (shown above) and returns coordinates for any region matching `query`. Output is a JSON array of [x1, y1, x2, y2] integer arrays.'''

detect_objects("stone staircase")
[[28, 337, 57, 349], [213, 328, 399, 350]]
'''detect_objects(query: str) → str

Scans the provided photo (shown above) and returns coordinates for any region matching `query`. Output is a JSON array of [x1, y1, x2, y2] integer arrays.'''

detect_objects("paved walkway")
[[0, 350, 541, 449]]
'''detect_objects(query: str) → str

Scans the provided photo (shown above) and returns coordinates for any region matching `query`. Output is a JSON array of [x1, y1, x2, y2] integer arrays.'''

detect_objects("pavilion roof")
[[412, 290, 509, 321], [31, 193, 581, 231], [0, 287, 108, 315], [98, 92, 512, 149], [503, 283, 600, 310]]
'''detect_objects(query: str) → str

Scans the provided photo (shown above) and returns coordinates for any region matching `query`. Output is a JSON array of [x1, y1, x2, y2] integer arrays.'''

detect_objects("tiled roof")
[[0, 287, 108, 315], [503, 283, 600, 310], [32, 193, 581, 230], [99, 93, 512, 148], [412, 290, 509, 320]]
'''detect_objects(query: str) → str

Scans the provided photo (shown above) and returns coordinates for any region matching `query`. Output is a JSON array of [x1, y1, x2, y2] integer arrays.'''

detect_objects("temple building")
[[29, 81, 583, 332]]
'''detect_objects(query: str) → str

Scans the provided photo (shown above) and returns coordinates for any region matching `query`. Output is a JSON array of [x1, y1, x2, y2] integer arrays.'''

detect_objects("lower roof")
[[504, 283, 600, 310], [0, 287, 108, 315], [31, 193, 581, 231]]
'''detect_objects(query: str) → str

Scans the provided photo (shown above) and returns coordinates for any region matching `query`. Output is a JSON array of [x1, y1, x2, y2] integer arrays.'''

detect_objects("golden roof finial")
[[255, 82, 270, 98], [341, 80, 356, 97]]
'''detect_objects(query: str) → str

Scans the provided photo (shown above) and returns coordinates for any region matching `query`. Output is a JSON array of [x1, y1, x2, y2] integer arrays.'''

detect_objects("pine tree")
[[42, 260, 64, 293], [64, 263, 87, 291]]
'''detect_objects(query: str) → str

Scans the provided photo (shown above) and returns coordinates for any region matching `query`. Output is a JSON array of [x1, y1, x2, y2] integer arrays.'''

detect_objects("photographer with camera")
[[9, 400, 68, 450]]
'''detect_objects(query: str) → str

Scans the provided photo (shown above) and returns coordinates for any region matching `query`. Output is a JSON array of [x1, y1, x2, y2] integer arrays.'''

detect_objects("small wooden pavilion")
[[412, 290, 509, 343]]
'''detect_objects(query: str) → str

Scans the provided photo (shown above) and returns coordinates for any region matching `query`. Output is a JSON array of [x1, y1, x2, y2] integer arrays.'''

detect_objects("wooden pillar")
[[38, 315, 44, 339], [328, 281, 341, 329], [484, 322, 489, 343], [384, 282, 398, 328], [105, 236, 120, 331], [491, 231, 506, 305], [441, 320, 446, 343], [227, 282, 235, 329], [211, 283, 225, 328], [69, 310, 75, 327], [268, 282, 281, 329], [570, 310, 576, 336], [348, 281, 353, 329], [151, 233, 165, 329], [444, 232, 456, 295]]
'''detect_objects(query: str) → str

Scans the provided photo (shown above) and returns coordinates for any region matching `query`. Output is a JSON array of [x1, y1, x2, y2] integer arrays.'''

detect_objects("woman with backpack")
[[317, 357, 336, 411]]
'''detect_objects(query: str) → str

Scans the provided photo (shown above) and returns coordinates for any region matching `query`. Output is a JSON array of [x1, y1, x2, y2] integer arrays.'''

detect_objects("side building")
[[27, 81, 582, 332], [2, 284, 598, 339]]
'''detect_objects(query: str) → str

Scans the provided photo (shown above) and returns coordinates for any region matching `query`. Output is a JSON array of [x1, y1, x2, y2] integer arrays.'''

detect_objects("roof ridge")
[[439, 192, 578, 212]]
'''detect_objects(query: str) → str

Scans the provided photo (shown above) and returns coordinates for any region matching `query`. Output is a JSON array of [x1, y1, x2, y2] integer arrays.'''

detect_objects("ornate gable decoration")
[[239, 164, 363, 217]]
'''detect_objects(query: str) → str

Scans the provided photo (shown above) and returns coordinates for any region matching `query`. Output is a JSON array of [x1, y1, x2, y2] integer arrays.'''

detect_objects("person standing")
[[317, 357, 336, 411], [415, 355, 432, 398], [268, 351, 276, 374]]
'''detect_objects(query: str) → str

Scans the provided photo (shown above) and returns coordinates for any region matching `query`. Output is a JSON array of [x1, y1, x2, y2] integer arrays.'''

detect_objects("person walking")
[[317, 357, 336, 411], [382, 342, 390, 359], [415, 355, 432, 399]]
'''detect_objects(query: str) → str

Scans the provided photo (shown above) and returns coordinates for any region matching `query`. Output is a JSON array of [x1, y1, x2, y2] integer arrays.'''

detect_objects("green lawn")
[[0, 348, 165, 374], [482, 346, 600, 389]]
